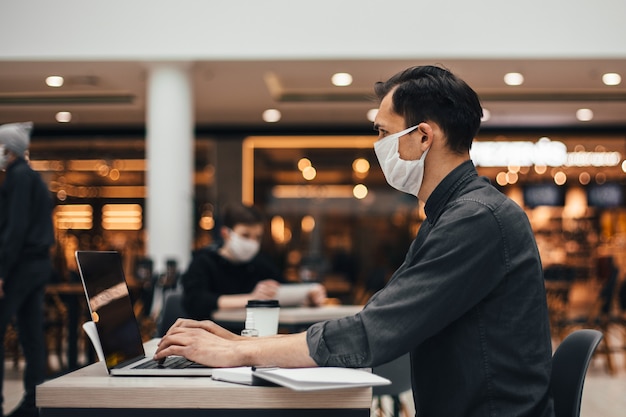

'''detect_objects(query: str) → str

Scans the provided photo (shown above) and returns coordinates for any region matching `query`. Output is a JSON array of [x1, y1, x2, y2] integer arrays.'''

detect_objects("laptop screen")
[[76, 251, 145, 369]]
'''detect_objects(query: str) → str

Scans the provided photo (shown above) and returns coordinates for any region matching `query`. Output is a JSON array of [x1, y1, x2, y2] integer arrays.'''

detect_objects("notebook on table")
[[75, 250, 213, 376]]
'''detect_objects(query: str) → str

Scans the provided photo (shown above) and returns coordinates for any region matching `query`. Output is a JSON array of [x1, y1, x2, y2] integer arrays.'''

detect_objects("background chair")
[[157, 290, 186, 337], [372, 353, 412, 417], [550, 329, 603, 417], [547, 256, 619, 374]]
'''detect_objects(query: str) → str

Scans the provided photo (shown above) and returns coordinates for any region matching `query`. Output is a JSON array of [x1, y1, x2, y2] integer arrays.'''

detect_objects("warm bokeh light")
[[578, 172, 591, 185], [302, 166, 316, 180], [553, 171, 567, 186], [101, 204, 142, 230], [352, 158, 370, 174], [297, 158, 312, 171], [352, 184, 368, 199], [496, 172, 508, 186], [301, 215, 315, 233], [271, 216, 285, 243]]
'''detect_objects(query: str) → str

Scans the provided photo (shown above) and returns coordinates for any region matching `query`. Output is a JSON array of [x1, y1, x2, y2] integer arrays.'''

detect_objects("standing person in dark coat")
[[0, 122, 55, 417]]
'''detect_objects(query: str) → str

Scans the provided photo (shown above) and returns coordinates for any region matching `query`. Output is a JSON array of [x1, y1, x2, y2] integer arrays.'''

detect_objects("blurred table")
[[213, 305, 363, 333]]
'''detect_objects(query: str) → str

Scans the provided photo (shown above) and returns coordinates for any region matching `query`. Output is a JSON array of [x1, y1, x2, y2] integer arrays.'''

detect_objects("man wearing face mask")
[[181, 203, 324, 324], [156, 66, 553, 417], [0, 122, 55, 417]]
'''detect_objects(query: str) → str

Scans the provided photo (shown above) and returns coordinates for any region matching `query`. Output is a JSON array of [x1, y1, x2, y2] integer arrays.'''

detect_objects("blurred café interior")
[[1, 1, 626, 380]]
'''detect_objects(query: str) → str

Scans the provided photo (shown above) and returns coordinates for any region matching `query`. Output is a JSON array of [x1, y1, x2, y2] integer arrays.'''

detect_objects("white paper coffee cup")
[[245, 300, 280, 336]]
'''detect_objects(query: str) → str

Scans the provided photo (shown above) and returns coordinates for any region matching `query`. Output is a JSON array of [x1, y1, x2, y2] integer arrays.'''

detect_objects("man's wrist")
[[236, 338, 259, 366]]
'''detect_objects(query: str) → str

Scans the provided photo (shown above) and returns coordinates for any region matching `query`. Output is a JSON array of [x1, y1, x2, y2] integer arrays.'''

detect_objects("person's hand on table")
[[250, 279, 280, 300], [155, 318, 316, 369], [306, 283, 327, 306], [155, 318, 244, 367]]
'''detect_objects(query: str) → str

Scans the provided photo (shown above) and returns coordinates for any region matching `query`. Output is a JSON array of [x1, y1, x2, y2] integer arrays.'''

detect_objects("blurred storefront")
[[21, 130, 626, 303]]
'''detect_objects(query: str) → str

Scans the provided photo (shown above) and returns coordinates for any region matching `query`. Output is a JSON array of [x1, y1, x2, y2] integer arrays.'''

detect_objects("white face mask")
[[0, 146, 7, 171], [225, 229, 261, 262], [374, 125, 429, 197]]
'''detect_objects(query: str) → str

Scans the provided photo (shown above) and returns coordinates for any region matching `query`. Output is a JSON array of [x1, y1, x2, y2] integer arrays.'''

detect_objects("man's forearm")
[[236, 331, 318, 368]]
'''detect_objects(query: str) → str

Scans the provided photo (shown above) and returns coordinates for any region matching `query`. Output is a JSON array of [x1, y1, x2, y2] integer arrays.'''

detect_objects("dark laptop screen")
[[76, 251, 145, 369]]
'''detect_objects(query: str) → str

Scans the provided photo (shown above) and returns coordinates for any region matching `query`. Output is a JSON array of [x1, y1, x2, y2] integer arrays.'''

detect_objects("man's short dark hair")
[[221, 202, 264, 229], [374, 65, 483, 154]]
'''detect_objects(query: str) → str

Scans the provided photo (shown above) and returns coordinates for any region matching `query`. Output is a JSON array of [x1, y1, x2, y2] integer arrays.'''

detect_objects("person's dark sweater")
[[181, 245, 283, 319]]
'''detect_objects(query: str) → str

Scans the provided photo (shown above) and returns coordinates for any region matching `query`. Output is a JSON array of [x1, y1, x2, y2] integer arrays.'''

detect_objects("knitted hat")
[[0, 121, 33, 156]]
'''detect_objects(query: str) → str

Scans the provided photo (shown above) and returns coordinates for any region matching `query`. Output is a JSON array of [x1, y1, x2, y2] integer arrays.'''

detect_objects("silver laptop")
[[75, 250, 213, 376]]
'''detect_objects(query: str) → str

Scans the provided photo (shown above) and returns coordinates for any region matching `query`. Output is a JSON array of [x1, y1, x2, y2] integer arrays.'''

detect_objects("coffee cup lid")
[[246, 299, 280, 308]]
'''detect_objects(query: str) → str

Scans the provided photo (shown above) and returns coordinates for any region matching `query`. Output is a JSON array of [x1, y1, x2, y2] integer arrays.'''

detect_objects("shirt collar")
[[424, 160, 478, 224]]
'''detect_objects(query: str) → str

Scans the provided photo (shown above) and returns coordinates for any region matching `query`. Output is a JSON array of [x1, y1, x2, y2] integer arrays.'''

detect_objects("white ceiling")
[[1, 58, 626, 131]]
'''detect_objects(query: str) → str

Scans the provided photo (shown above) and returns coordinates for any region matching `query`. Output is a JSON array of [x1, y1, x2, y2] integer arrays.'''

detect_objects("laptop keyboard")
[[134, 356, 195, 370]]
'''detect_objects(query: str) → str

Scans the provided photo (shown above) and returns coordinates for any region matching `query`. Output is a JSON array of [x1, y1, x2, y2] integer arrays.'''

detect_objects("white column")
[[145, 62, 193, 273]]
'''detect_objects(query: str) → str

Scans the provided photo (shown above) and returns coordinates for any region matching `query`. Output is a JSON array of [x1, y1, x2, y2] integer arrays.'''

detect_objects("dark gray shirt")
[[307, 160, 554, 417]]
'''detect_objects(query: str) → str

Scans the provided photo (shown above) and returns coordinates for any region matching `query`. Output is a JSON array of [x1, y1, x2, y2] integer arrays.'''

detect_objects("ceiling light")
[[481, 108, 491, 122], [602, 72, 621, 86], [331, 72, 353, 87], [55, 111, 72, 123], [503, 72, 524, 86], [262, 109, 281, 123], [576, 108, 593, 122], [366, 108, 378, 122], [46, 75, 64, 87]]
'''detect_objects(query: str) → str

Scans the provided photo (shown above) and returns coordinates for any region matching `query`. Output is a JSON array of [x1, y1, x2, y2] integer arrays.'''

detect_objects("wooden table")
[[37, 339, 372, 416]]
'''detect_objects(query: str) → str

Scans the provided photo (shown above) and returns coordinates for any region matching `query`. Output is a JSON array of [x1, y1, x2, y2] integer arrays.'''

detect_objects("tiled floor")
[[2, 336, 625, 417]]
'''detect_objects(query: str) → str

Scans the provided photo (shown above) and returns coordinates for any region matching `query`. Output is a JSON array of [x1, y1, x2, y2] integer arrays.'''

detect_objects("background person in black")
[[0, 122, 55, 417], [181, 203, 326, 326]]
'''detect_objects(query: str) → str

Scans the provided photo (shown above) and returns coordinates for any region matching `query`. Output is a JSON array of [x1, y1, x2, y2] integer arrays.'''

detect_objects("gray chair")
[[372, 353, 412, 417], [157, 290, 186, 337], [550, 329, 603, 417]]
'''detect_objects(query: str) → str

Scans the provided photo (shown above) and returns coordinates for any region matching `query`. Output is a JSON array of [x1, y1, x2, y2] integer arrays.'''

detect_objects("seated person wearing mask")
[[181, 203, 325, 321]]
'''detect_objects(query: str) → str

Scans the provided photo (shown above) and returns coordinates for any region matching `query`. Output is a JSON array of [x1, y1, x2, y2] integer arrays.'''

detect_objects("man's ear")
[[416, 122, 434, 150], [219, 226, 230, 241]]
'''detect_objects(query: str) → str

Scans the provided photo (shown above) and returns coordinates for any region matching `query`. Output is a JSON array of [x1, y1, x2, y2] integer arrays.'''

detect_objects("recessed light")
[[46, 75, 64, 87], [366, 109, 378, 122], [331, 72, 353, 87], [576, 108, 593, 122], [262, 109, 281, 123], [504, 72, 524, 86], [602, 72, 621, 86], [55, 111, 72, 123]]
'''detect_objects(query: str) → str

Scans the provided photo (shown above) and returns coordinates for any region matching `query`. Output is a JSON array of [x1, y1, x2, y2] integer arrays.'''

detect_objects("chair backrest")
[[157, 290, 186, 337], [550, 329, 603, 417]]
